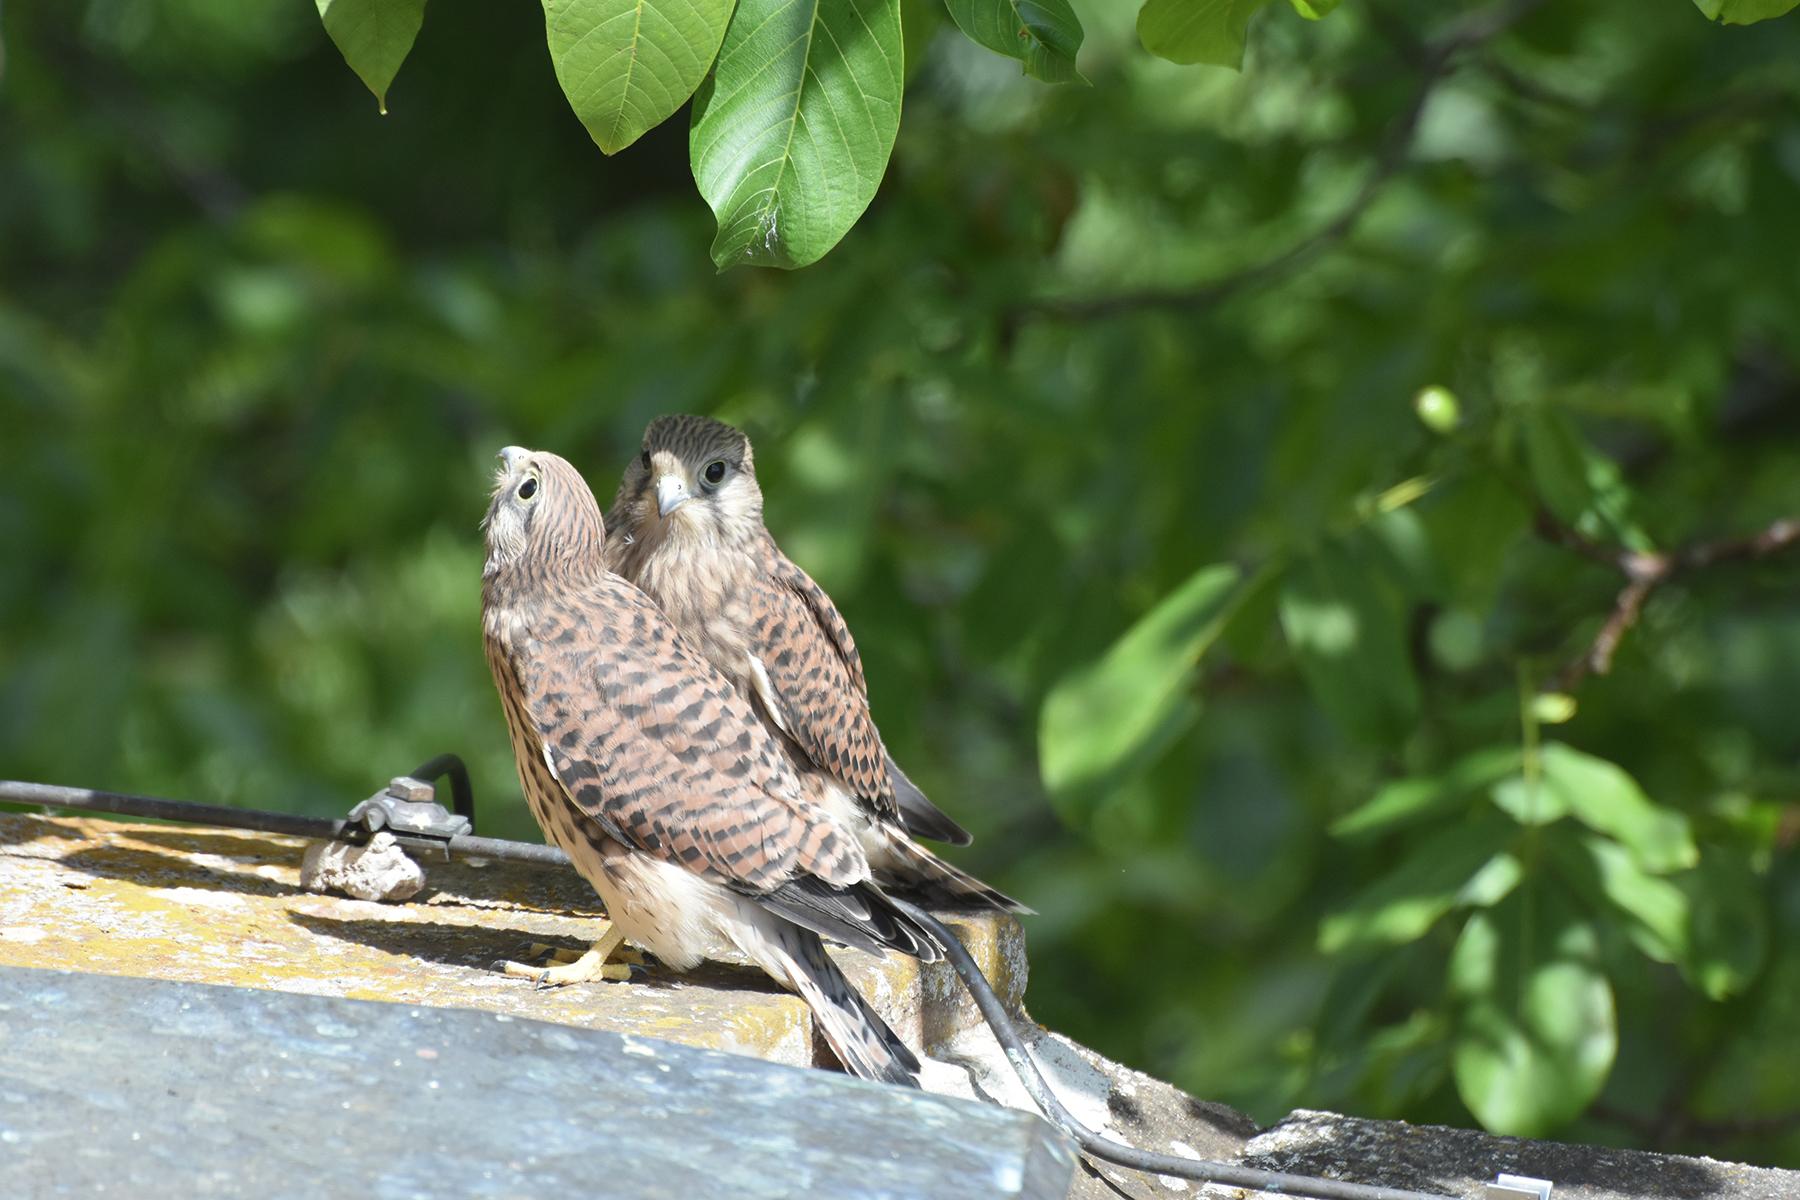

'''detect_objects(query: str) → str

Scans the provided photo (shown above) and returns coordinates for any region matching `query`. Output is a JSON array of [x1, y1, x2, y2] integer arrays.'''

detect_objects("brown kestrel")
[[605, 416, 1022, 914], [482, 446, 934, 1086]]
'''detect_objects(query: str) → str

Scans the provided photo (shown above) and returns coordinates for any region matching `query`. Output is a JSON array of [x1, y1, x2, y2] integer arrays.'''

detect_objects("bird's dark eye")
[[517, 476, 538, 501], [703, 460, 727, 487], [640, 449, 651, 470]]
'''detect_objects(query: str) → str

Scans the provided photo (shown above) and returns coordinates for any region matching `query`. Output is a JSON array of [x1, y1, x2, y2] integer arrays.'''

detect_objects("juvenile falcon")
[[482, 446, 935, 1087], [605, 415, 1022, 914]]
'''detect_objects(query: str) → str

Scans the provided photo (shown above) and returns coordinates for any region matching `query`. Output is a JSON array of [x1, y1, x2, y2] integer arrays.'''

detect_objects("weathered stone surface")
[[0, 966, 1076, 1200], [1239, 1110, 1800, 1200], [0, 811, 1024, 1073]]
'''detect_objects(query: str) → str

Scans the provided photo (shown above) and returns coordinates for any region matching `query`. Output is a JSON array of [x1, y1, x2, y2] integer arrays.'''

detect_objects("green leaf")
[[1040, 563, 1241, 824], [1333, 745, 1521, 839], [1287, 0, 1337, 16], [1519, 406, 1649, 549], [1137, 0, 1270, 69], [1521, 406, 1591, 528], [1489, 774, 1568, 827], [1320, 813, 1518, 953], [1694, 0, 1799, 24], [1426, 469, 1528, 611], [943, 0, 1087, 84], [1451, 887, 1617, 1136], [1279, 539, 1420, 745], [316, 0, 427, 114], [1679, 849, 1768, 1000], [1539, 742, 1697, 874], [544, 0, 735, 155], [689, 0, 904, 270], [1553, 833, 1689, 965]]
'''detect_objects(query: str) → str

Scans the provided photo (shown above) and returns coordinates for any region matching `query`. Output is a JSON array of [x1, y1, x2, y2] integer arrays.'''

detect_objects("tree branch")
[[1537, 513, 1800, 692], [1008, 0, 1546, 327]]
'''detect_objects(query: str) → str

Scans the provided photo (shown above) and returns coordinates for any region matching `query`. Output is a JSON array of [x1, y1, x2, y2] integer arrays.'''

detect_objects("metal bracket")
[[1487, 1175, 1553, 1200], [346, 775, 472, 859]]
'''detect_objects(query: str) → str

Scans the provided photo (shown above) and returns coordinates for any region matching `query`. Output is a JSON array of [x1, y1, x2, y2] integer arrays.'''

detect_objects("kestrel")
[[605, 415, 1022, 914], [482, 446, 935, 1087]]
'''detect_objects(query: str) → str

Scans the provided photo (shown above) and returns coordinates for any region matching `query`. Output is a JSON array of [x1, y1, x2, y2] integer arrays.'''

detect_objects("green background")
[[4, 0, 1799, 1159]]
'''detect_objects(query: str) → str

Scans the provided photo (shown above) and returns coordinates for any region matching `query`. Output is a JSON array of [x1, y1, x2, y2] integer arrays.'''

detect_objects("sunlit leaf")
[[1333, 746, 1521, 839], [1540, 742, 1696, 874], [1451, 887, 1617, 1136], [316, 0, 426, 113], [544, 0, 735, 155], [1553, 833, 1689, 965], [689, 0, 903, 269], [1693, 0, 1799, 24], [1137, 0, 1271, 69], [1040, 563, 1241, 824], [944, 0, 1087, 84], [1320, 813, 1518, 952], [1489, 773, 1568, 826]]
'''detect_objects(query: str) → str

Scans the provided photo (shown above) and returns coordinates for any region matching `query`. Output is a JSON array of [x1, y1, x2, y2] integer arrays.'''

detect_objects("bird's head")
[[615, 414, 763, 546], [483, 446, 607, 583]]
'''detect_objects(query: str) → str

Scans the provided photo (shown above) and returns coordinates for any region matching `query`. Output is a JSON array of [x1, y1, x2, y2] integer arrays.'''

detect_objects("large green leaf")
[[1539, 742, 1696, 874], [1137, 0, 1271, 70], [943, 0, 1086, 84], [1279, 540, 1419, 745], [1040, 563, 1241, 825], [316, 0, 427, 113], [1694, 0, 1799, 23], [1451, 887, 1617, 1136], [1320, 813, 1519, 953], [545, 0, 735, 155], [1552, 833, 1689, 966], [689, 0, 903, 270], [1332, 746, 1521, 839]]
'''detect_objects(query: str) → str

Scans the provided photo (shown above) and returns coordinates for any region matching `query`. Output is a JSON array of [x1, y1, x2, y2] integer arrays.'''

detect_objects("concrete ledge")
[[1240, 1109, 1800, 1200], [0, 811, 1025, 1074], [0, 965, 1075, 1200]]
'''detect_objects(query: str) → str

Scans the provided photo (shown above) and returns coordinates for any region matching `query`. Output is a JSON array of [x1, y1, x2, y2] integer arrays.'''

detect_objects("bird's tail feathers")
[[770, 928, 922, 1089], [885, 753, 972, 847], [875, 834, 1031, 915]]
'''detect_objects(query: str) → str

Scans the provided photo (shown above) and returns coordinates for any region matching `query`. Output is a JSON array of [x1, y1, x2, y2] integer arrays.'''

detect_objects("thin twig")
[[1538, 513, 1800, 692], [1009, 0, 1546, 326]]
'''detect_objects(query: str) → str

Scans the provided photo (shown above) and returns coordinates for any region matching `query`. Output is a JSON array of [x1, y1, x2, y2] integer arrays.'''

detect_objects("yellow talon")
[[496, 924, 636, 988]]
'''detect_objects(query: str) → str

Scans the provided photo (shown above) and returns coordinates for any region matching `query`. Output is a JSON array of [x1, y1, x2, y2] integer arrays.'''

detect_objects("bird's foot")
[[493, 930, 640, 989]]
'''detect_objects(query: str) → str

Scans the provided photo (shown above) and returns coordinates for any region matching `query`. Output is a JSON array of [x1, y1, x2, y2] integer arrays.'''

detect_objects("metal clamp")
[[346, 775, 473, 859], [1487, 1175, 1552, 1200]]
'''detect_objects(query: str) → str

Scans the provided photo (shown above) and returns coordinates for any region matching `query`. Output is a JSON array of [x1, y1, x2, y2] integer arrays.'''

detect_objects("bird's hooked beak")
[[499, 446, 531, 476], [655, 471, 692, 518]]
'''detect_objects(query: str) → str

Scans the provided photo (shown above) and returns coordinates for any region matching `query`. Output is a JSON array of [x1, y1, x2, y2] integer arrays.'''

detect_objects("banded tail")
[[771, 926, 923, 1089]]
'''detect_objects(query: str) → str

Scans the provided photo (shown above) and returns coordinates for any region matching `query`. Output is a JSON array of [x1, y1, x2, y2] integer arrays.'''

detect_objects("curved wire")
[[888, 897, 1461, 1200]]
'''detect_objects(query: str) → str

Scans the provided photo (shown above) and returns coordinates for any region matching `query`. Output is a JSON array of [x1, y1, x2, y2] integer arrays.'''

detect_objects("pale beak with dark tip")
[[499, 446, 531, 474], [656, 472, 692, 517]]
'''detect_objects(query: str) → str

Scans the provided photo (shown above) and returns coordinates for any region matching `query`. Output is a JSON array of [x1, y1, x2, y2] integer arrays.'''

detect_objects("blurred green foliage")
[[4, 0, 1800, 1158]]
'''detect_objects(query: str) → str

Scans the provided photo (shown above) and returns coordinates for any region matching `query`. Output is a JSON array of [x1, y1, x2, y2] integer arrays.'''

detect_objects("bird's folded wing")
[[745, 553, 896, 816], [515, 580, 867, 895]]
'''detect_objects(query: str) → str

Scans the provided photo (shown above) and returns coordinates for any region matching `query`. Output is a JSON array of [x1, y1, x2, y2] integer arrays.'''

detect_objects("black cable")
[[888, 897, 1461, 1200], [0, 780, 566, 867], [0, 780, 350, 841], [407, 754, 476, 828]]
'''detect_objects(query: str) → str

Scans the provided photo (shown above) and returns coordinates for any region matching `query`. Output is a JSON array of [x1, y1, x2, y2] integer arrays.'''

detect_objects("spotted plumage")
[[606, 415, 1024, 914], [482, 446, 933, 1087]]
